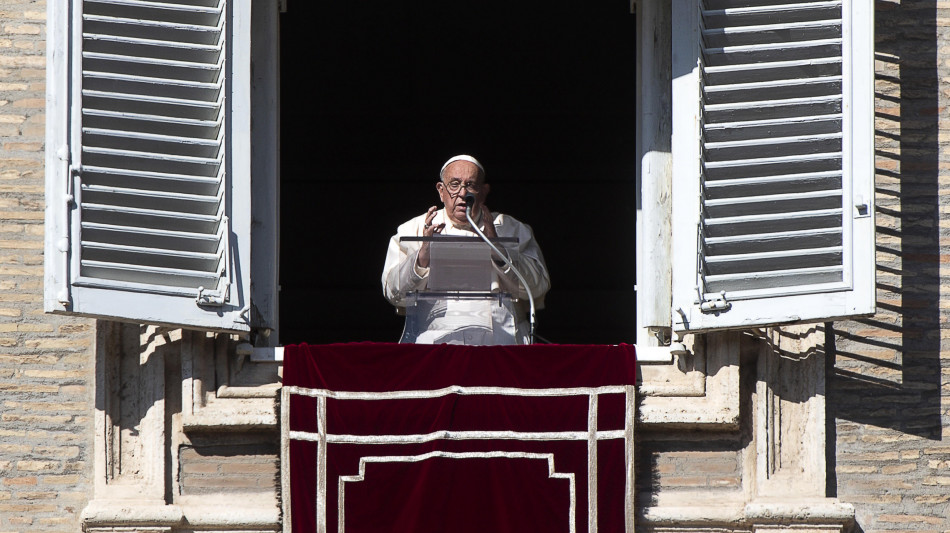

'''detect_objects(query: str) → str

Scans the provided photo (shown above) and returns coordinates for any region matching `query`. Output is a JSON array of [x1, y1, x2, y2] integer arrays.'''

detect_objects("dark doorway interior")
[[279, 1, 636, 344]]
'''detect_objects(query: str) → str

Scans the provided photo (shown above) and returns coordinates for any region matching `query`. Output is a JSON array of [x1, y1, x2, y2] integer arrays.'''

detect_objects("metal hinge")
[[196, 286, 228, 307], [696, 287, 731, 314]]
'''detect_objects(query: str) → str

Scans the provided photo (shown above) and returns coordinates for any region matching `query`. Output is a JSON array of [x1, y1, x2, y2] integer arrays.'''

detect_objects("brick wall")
[[179, 439, 279, 496], [0, 2, 95, 532], [636, 436, 743, 505]]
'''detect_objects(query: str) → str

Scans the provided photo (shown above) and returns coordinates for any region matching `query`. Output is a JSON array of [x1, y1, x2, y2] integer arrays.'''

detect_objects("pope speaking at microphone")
[[381, 155, 550, 345]]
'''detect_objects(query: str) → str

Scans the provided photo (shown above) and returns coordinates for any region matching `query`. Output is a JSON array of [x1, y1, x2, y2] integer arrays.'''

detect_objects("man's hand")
[[479, 204, 498, 238], [417, 205, 445, 269], [479, 204, 509, 267]]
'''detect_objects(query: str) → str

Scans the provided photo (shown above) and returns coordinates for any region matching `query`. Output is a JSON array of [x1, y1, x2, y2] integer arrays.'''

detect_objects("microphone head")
[[463, 192, 477, 208]]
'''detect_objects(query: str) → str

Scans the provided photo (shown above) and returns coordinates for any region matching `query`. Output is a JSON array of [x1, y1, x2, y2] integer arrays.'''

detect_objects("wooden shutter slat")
[[703, 20, 842, 49], [703, 37, 841, 55], [704, 39, 841, 65], [703, 76, 841, 95], [85, 0, 221, 14], [705, 93, 840, 115], [83, 90, 221, 115], [703, 19, 840, 34], [705, 58, 841, 85], [705, 227, 842, 255], [82, 34, 222, 63], [704, 76, 842, 104], [81, 216, 221, 236], [704, 151, 841, 171], [703, 208, 842, 239], [83, 53, 223, 83], [82, 71, 222, 91], [82, 242, 222, 270], [705, 56, 839, 74], [83, 112, 221, 139], [706, 135, 842, 161], [704, 206, 842, 225], [81, 222, 220, 251], [704, 266, 844, 292], [83, 2, 223, 27], [705, 245, 842, 267], [82, 132, 221, 152], [81, 185, 221, 216], [83, 108, 220, 127], [705, 114, 841, 139], [703, 1, 841, 18], [83, 127, 220, 146], [705, 189, 842, 216], [82, 146, 221, 165], [705, 132, 842, 150], [82, 203, 221, 221], [706, 172, 842, 199], [82, 17, 222, 46], [82, 32, 221, 50], [84, 14, 223, 34], [706, 169, 841, 186], [80, 260, 221, 288], [81, 165, 220, 187]]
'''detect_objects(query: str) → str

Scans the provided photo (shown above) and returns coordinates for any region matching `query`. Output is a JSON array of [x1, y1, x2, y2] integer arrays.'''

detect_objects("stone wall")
[[178, 440, 279, 496], [0, 1, 95, 531], [636, 433, 746, 510]]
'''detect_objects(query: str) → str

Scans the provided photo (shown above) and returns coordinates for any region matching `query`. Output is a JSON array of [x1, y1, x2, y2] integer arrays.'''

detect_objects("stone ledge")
[[640, 498, 855, 530], [180, 503, 279, 529], [81, 500, 184, 527], [82, 500, 280, 531], [744, 499, 856, 525], [182, 413, 278, 431]]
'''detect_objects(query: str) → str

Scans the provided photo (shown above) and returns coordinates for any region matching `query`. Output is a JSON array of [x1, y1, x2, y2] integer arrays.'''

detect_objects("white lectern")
[[399, 236, 521, 345]]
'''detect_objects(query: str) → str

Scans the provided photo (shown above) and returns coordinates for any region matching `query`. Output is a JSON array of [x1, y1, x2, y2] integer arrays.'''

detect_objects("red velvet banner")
[[282, 342, 637, 533]]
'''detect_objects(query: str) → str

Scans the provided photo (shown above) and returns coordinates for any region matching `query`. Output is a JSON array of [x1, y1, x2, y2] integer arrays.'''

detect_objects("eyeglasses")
[[441, 179, 481, 195]]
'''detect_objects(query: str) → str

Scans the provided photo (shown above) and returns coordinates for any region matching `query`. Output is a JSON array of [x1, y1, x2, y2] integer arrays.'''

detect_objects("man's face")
[[437, 161, 489, 226]]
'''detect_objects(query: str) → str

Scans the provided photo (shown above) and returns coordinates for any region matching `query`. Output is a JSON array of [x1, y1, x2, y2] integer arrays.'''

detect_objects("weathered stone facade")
[[0, 0, 949, 531]]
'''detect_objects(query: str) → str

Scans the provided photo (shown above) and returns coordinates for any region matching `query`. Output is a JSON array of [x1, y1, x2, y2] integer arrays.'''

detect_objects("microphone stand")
[[464, 195, 536, 345]]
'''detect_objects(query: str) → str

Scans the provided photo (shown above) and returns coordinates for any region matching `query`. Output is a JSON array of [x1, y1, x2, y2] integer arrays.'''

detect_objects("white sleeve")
[[381, 221, 428, 307], [493, 216, 551, 307]]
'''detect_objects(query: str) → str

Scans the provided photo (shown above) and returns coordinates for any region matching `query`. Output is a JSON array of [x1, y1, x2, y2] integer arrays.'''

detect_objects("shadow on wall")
[[827, 0, 941, 440]]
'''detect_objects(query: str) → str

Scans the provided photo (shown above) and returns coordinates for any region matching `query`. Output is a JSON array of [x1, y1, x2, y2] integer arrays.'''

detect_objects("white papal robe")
[[382, 208, 550, 345]]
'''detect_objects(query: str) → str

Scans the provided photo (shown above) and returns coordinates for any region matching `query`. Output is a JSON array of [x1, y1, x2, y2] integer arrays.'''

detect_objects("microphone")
[[463, 193, 537, 345]]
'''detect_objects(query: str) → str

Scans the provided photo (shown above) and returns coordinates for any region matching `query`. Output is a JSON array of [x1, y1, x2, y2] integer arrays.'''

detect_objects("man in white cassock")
[[382, 155, 551, 345]]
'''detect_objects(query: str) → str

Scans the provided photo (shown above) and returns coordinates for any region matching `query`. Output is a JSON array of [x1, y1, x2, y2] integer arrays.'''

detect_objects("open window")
[[277, 2, 638, 345], [46, 0, 871, 343], [45, 0, 278, 333]]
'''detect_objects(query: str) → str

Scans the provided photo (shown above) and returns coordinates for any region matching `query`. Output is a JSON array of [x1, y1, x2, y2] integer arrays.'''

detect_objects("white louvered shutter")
[[45, 0, 267, 332], [670, 0, 875, 332]]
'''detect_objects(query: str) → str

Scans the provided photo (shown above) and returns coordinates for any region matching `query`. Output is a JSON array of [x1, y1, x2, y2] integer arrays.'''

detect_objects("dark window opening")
[[279, 1, 636, 344]]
